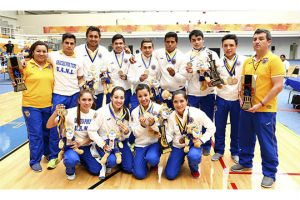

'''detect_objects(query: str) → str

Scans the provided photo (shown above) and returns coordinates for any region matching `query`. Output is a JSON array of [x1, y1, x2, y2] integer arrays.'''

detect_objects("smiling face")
[[141, 42, 154, 58], [172, 93, 188, 116], [78, 92, 94, 113], [112, 38, 125, 54], [111, 89, 125, 111], [222, 39, 238, 60], [86, 30, 100, 49], [33, 45, 48, 65], [137, 88, 151, 108]]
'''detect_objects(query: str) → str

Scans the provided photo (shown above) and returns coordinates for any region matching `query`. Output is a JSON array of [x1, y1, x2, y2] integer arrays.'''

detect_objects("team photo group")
[[14, 25, 285, 189]]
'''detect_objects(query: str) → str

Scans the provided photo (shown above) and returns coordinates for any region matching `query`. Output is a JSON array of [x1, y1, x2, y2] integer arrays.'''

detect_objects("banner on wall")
[[43, 23, 300, 34]]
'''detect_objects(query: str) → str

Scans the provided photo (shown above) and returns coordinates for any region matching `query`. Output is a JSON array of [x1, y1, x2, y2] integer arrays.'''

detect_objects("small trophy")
[[7, 56, 27, 92], [157, 106, 172, 154], [241, 75, 256, 110], [208, 53, 224, 86]]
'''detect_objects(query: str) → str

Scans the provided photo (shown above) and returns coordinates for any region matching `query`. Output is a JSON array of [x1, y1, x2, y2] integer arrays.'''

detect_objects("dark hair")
[[135, 83, 151, 94], [110, 86, 130, 121], [62, 33, 76, 43], [172, 90, 188, 102], [86, 26, 101, 37], [164, 32, 178, 42], [254, 29, 272, 41], [76, 89, 96, 126], [222, 34, 238, 45], [189, 30, 204, 41], [141, 38, 154, 48], [280, 54, 286, 58], [112, 34, 125, 43], [29, 41, 48, 59]]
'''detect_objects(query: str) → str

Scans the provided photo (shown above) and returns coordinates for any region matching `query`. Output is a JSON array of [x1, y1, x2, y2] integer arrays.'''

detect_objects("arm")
[[198, 110, 216, 144], [88, 113, 106, 148], [247, 76, 284, 113], [46, 105, 60, 128], [77, 76, 84, 86]]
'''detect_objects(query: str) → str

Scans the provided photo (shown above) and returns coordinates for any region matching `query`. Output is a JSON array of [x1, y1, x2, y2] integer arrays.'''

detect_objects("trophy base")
[[14, 83, 27, 92], [241, 101, 252, 110], [211, 79, 223, 86]]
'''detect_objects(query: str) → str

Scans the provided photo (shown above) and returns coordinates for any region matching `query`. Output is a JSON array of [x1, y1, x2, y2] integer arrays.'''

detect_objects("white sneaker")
[[99, 164, 106, 179], [66, 173, 75, 181], [106, 167, 112, 173], [211, 153, 223, 161], [231, 155, 239, 164]]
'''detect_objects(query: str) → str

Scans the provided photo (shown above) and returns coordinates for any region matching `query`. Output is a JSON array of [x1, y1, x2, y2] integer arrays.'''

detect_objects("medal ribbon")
[[175, 109, 189, 135], [251, 51, 271, 72], [165, 49, 177, 63], [139, 101, 154, 116], [85, 44, 99, 63], [141, 54, 152, 69], [190, 47, 204, 62], [223, 55, 238, 76], [115, 51, 124, 69], [109, 102, 126, 122]]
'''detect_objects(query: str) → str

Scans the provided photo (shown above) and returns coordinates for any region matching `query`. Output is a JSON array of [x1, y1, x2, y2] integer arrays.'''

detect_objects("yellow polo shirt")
[[242, 51, 285, 112], [22, 59, 54, 108]]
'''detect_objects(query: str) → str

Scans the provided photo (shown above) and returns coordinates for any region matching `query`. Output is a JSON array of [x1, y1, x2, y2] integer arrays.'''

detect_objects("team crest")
[[24, 110, 30, 118], [151, 65, 156, 70], [171, 59, 176, 64], [93, 113, 97, 119], [124, 58, 128, 63], [237, 61, 241, 66], [189, 117, 194, 123], [262, 58, 268, 64], [98, 53, 102, 58]]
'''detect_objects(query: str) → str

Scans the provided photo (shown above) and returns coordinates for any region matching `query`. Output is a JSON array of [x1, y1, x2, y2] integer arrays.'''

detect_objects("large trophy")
[[241, 75, 256, 110], [208, 52, 224, 86], [7, 56, 27, 92], [157, 106, 172, 154]]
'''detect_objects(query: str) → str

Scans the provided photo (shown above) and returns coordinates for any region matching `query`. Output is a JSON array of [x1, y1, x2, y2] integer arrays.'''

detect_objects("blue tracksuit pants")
[[133, 143, 161, 179], [238, 110, 279, 181], [214, 96, 240, 155], [22, 106, 51, 167]]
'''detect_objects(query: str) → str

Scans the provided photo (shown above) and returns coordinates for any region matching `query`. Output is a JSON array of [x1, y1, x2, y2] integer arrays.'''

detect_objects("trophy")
[[157, 106, 172, 154], [241, 75, 256, 110], [7, 56, 27, 92], [208, 53, 224, 86]]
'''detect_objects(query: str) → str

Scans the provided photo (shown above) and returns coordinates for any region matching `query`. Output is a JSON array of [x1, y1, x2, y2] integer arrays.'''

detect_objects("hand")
[[207, 79, 215, 87], [139, 116, 147, 127], [147, 116, 155, 126], [167, 67, 175, 76], [129, 55, 136, 64], [192, 138, 200, 145], [139, 74, 148, 82], [246, 103, 263, 113], [11, 81, 16, 87], [179, 137, 185, 144], [124, 47, 131, 54], [70, 141, 80, 149], [120, 74, 127, 80], [103, 144, 112, 152], [186, 65, 193, 73], [119, 122, 129, 135], [21, 59, 26, 68]]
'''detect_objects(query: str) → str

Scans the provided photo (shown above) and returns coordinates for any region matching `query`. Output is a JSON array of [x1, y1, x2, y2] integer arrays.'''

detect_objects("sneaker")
[[261, 176, 274, 188], [231, 155, 239, 164], [191, 171, 200, 178], [106, 167, 112, 173], [31, 163, 42, 172], [211, 153, 223, 161], [47, 158, 59, 170], [66, 173, 76, 181], [150, 165, 158, 172], [202, 149, 210, 156], [231, 164, 252, 172]]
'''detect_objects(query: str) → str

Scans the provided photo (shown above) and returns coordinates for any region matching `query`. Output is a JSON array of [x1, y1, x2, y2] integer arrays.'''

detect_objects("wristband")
[[260, 101, 265, 107]]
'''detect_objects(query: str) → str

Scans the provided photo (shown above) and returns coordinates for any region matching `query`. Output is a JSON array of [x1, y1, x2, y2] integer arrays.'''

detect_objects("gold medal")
[[118, 70, 124, 75], [116, 119, 122, 125], [232, 77, 238, 85], [187, 62, 192, 67], [227, 77, 233, 85], [90, 65, 95, 71], [144, 69, 149, 75]]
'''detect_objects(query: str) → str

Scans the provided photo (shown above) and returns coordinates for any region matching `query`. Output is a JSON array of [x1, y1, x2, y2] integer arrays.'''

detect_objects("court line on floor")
[[229, 172, 300, 176], [230, 183, 238, 190], [0, 140, 29, 161], [88, 168, 121, 189], [278, 108, 300, 112]]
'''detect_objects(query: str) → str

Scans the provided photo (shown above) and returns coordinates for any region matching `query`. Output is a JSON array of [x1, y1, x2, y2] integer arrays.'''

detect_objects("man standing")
[[75, 26, 110, 109], [280, 54, 290, 74], [154, 32, 186, 109], [4, 40, 14, 55], [107, 34, 132, 108], [47, 33, 84, 169], [231, 29, 285, 188], [127, 38, 160, 112], [211, 34, 247, 163], [184, 30, 221, 156]]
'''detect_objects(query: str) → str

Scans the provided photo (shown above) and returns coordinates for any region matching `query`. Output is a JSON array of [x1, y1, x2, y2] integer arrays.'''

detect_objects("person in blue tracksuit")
[[46, 89, 97, 180], [164, 90, 215, 180]]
